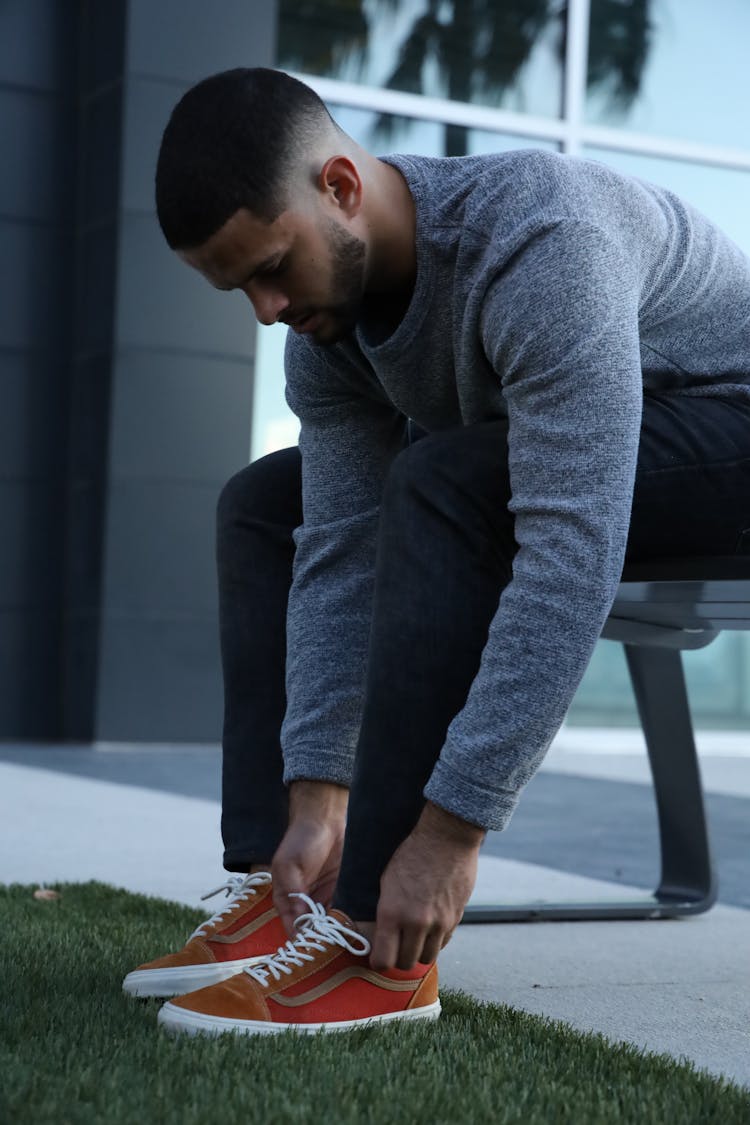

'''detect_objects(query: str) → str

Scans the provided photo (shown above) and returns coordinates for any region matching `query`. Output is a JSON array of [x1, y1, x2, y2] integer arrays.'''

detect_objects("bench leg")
[[460, 643, 717, 924], [624, 643, 717, 912]]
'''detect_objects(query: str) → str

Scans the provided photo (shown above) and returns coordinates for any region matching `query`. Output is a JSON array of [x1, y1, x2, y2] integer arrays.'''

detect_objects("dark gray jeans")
[[217, 392, 750, 919]]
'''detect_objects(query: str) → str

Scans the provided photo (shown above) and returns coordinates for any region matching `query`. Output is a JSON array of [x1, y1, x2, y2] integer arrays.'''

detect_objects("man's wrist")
[[288, 779, 349, 822], [415, 801, 486, 849]]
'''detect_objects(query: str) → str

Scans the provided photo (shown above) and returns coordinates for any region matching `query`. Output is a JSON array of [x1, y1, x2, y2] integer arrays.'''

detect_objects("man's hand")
[[271, 780, 348, 937], [370, 802, 484, 971]]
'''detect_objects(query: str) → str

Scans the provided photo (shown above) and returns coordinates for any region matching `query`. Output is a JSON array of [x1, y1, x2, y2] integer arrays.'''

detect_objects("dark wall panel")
[[0, 0, 73, 91], [0, 481, 64, 610], [0, 220, 68, 351], [0, 352, 68, 479], [109, 353, 253, 483], [102, 481, 220, 615], [77, 87, 125, 227], [1, 0, 278, 741], [95, 616, 223, 741], [78, 0, 127, 92], [0, 0, 76, 737], [91, 0, 279, 741], [0, 609, 60, 736], [0, 87, 69, 220], [121, 77, 187, 214], [126, 0, 278, 84], [116, 211, 256, 357], [74, 225, 119, 356]]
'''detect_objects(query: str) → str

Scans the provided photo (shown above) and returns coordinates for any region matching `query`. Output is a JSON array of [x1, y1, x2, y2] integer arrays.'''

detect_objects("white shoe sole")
[[157, 998, 441, 1035], [122, 956, 268, 998]]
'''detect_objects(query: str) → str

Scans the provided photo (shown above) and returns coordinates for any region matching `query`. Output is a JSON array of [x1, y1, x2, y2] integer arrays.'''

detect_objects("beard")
[[314, 220, 367, 345]]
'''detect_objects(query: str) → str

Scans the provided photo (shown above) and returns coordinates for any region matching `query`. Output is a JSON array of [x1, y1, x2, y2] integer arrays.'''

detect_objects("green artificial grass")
[[1, 883, 748, 1125]]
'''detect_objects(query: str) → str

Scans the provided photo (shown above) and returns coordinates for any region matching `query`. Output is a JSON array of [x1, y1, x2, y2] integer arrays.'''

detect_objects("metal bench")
[[462, 556, 750, 923]]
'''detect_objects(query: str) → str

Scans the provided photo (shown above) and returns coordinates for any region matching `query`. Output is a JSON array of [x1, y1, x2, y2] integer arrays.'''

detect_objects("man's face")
[[178, 205, 367, 346]]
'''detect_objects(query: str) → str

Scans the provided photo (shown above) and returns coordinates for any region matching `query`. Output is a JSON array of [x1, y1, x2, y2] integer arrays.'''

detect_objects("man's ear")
[[317, 156, 363, 218]]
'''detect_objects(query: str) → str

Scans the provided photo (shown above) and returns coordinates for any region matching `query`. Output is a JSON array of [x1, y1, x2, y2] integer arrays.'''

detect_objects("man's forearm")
[[288, 778, 349, 823], [414, 801, 486, 850]]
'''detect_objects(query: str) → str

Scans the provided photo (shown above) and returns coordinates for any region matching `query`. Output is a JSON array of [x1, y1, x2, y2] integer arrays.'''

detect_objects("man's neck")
[[364, 158, 417, 307], [359, 289, 413, 344]]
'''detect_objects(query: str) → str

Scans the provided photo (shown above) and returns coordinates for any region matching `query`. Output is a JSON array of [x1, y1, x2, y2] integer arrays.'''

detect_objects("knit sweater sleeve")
[[424, 220, 643, 829], [280, 333, 407, 786]]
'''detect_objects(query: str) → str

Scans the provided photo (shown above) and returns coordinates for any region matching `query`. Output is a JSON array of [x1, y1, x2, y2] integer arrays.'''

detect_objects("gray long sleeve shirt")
[[280, 150, 750, 831]]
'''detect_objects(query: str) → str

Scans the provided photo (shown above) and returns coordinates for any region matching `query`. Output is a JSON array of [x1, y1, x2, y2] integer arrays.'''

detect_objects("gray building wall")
[[1, 0, 277, 741], [0, 2, 76, 737]]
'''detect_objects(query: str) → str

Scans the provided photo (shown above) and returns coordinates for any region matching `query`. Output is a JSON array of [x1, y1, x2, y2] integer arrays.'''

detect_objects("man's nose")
[[245, 283, 289, 326]]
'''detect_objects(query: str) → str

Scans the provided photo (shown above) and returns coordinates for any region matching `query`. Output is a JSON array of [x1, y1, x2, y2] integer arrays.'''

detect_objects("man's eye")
[[262, 260, 285, 276]]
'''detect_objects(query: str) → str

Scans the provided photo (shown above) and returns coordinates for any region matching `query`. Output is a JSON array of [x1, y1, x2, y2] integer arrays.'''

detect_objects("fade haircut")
[[155, 68, 336, 250]]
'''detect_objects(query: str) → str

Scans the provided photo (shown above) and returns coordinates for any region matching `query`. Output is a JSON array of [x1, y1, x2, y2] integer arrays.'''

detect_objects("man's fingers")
[[396, 924, 430, 970], [440, 925, 457, 950], [270, 815, 345, 930], [272, 886, 299, 938], [419, 927, 444, 966], [369, 918, 401, 972], [308, 865, 339, 908], [271, 858, 307, 936], [371, 919, 445, 970], [371, 898, 444, 970]]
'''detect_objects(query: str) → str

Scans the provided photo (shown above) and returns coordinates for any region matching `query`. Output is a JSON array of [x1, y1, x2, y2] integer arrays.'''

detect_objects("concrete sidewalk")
[[4, 749, 749, 1089]]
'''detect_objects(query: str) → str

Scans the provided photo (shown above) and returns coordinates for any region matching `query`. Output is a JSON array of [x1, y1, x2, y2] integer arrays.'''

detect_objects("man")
[[124, 67, 750, 1036]]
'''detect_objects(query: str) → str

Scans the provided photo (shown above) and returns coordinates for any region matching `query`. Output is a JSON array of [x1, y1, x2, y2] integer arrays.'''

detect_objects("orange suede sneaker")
[[157, 895, 440, 1036], [122, 871, 287, 998]]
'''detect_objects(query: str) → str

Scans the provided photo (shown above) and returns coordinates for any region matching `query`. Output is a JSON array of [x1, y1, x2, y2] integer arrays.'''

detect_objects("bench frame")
[[460, 563, 750, 924]]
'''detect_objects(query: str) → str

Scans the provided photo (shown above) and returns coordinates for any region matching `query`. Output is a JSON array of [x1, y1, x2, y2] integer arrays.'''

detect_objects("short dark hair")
[[155, 67, 334, 250]]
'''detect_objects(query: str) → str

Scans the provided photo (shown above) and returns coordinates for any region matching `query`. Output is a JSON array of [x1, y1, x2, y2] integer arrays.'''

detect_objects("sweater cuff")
[[423, 756, 521, 832], [282, 742, 355, 789]]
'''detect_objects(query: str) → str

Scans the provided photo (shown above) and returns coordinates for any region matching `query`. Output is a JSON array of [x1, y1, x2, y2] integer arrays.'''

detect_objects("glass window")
[[741, 638, 750, 719], [584, 146, 750, 257], [251, 323, 298, 460], [586, 0, 750, 151], [278, 0, 565, 125], [332, 104, 561, 159], [466, 130, 558, 156], [569, 633, 747, 728], [332, 103, 445, 155]]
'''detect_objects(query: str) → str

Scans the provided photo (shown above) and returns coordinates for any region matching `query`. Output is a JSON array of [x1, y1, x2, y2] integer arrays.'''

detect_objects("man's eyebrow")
[[214, 256, 279, 291]]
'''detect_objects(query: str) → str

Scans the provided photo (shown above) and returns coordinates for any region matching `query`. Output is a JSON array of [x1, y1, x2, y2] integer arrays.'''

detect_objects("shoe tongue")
[[325, 909, 372, 945], [327, 908, 355, 927]]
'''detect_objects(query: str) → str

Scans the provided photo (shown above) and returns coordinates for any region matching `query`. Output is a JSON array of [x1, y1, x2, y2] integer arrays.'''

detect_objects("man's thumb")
[[272, 862, 305, 937]]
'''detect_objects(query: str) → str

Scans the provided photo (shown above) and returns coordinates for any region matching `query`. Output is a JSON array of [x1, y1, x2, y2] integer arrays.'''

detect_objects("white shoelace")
[[244, 894, 370, 988], [189, 871, 272, 940]]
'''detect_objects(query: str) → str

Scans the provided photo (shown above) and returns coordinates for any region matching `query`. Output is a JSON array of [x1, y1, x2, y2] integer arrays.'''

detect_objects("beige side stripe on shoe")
[[271, 968, 420, 1007], [210, 907, 278, 944]]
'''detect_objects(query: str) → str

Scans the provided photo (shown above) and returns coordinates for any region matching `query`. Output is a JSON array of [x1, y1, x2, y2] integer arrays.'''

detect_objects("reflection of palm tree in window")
[[279, 0, 653, 156], [587, 0, 653, 114], [279, 0, 370, 80], [373, 0, 556, 155]]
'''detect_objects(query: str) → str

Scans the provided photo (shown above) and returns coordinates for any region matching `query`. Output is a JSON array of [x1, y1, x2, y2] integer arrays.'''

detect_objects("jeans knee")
[[382, 425, 516, 565], [217, 465, 253, 530], [217, 447, 302, 531], [384, 431, 461, 507]]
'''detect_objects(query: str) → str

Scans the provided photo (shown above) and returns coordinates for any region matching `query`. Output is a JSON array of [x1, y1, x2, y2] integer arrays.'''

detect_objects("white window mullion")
[[290, 72, 568, 144], [580, 123, 750, 172], [289, 56, 750, 173], [561, 0, 592, 156]]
